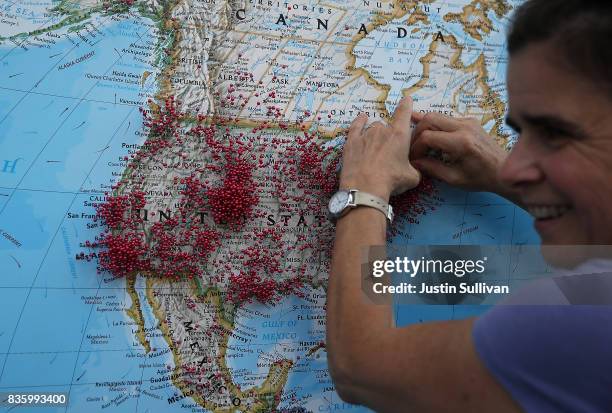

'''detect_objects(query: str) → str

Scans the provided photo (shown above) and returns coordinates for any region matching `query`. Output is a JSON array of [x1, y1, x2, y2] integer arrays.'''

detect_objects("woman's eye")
[[544, 128, 568, 137], [537, 127, 572, 147]]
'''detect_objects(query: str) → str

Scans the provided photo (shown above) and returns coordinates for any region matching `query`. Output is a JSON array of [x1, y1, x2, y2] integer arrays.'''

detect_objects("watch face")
[[328, 190, 350, 216]]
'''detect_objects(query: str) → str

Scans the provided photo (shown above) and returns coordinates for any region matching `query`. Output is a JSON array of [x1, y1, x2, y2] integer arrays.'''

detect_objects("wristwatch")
[[328, 189, 394, 222]]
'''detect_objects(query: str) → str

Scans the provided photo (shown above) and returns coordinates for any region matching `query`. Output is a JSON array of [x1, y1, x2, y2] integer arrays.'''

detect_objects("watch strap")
[[350, 190, 394, 222]]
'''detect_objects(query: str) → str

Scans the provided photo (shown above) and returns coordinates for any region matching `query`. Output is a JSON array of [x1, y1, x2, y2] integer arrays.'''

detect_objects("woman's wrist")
[[339, 178, 392, 202]]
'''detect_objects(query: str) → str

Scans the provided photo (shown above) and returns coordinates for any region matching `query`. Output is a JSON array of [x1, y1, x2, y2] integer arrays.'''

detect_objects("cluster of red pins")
[[139, 96, 184, 156], [96, 191, 145, 230], [224, 228, 306, 304], [388, 177, 438, 237], [86, 202, 222, 281], [226, 272, 279, 303], [206, 152, 259, 230], [83, 64, 437, 305], [226, 273, 305, 305], [86, 233, 150, 278], [148, 220, 220, 279], [295, 136, 341, 197], [83, 190, 150, 277]]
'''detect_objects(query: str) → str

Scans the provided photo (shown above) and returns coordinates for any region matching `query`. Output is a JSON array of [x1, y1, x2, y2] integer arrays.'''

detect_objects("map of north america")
[[0, 0, 538, 412]]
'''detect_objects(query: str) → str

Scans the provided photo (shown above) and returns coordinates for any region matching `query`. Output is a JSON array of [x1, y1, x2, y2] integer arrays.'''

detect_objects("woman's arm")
[[326, 97, 521, 412]]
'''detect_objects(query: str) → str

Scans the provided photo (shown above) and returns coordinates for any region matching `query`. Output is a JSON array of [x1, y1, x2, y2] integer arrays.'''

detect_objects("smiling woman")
[[327, 1, 612, 412], [499, 11, 612, 248]]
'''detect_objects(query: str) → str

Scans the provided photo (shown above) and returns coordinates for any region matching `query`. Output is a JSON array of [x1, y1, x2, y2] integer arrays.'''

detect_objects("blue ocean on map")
[[226, 294, 367, 412], [0, 14, 179, 412]]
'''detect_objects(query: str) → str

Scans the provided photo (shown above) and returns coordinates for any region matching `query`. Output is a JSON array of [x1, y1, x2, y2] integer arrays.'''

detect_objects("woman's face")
[[500, 42, 612, 248]]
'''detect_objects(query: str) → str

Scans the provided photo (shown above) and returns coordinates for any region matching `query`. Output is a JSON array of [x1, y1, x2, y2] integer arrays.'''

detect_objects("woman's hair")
[[508, 0, 612, 93]]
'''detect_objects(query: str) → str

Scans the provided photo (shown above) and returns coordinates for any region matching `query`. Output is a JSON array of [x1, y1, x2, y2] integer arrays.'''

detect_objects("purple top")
[[473, 271, 612, 412]]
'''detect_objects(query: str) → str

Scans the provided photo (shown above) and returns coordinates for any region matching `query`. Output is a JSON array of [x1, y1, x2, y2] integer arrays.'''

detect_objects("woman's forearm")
[[326, 98, 421, 405], [326, 206, 393, 396]]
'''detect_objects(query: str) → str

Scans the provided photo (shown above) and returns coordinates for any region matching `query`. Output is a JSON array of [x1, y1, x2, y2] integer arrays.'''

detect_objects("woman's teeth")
[[527, 205, 571, 220]]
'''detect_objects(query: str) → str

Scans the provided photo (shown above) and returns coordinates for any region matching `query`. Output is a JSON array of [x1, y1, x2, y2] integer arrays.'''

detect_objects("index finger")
[[411, 129, 463, 160], [390, 96, 414, 138], [347, 113, 368, 141], [413, 112, 461, 141]]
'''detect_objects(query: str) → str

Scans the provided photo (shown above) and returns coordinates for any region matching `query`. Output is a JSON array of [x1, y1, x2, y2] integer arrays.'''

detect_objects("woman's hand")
[[410, 112, 509, 194], [339, 97, 421, 201]]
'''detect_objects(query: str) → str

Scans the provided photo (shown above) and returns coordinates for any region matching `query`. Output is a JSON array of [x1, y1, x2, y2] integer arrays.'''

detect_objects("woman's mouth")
[[526, 204, 572, 220]]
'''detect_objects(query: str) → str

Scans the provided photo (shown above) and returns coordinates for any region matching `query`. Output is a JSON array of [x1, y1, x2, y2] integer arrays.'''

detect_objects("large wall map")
[[0, 0, 538, 412]]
